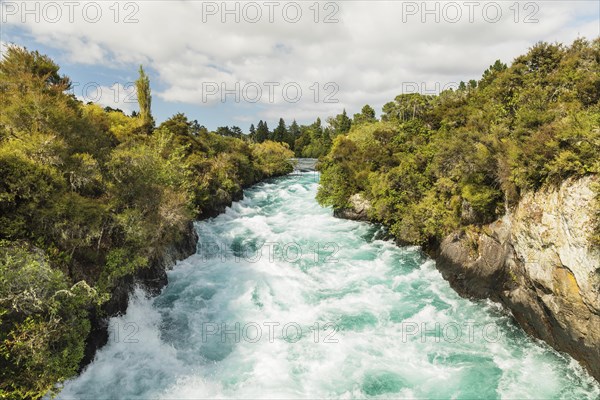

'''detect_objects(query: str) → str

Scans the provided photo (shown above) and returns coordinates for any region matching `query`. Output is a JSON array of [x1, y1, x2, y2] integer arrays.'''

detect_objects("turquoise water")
[[59, 172, 600, 399]]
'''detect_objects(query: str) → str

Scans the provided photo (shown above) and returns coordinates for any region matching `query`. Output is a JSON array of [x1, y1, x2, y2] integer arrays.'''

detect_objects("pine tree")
[[288, 120, 301, 149], [256, 120, 269, 142], [230, 126, 243, 137], [289, 120, 300, 139], [273, 118, 287, 143], [339, 109, 352, 134], [328, 109, 352, 136]]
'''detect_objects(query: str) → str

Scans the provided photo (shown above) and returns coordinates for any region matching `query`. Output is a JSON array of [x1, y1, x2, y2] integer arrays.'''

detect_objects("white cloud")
[[76, 83, 138, 115], [3, 0, 599, 122]]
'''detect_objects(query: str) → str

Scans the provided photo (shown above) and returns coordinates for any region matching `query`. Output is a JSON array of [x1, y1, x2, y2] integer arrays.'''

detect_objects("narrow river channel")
[[60, 171, 600, 399]]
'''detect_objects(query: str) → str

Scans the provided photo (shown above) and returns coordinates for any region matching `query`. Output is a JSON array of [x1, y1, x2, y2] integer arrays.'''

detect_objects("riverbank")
[[333, 175, 600, 383], [79, 167, 297, 371], [433, 175, 600, 382]]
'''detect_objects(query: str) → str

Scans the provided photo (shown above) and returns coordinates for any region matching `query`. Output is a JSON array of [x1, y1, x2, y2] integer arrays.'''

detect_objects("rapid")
[[59, 171, 600, 399]]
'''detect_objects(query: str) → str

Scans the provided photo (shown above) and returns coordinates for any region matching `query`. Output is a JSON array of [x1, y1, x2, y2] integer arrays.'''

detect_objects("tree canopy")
[[317, 38, 600, 245]]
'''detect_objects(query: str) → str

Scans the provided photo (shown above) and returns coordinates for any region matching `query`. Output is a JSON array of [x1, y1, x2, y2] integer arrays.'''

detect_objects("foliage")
[[0, 241, 100, 399], [318, 38, 600, 247], [245, 113, 356, 158], [135, 65, 154, 133], [294, 118, 332, 158], [251, 141, 295, 178], [0, 46, 294, 397]]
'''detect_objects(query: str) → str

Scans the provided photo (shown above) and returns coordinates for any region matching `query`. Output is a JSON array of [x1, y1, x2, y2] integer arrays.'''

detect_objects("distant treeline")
[[214, 107, 369, 158]]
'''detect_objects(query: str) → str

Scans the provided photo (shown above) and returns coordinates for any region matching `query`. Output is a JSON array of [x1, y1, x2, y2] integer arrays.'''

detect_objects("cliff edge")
[[436, 175, 600, 381]]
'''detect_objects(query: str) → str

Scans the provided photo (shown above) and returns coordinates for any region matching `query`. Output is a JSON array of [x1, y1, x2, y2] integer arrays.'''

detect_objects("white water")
[[59, 172, 600, 399]]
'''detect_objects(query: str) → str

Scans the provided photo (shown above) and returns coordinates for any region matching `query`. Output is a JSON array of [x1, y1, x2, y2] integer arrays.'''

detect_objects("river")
[[59, 171, 600, 399]]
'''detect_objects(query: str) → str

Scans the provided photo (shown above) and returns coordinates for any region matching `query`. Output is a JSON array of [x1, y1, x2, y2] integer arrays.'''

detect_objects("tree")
[[135, 65, 154, 133], [353, 104, 377, 125], [230, 126, 243, 137], [0, 48, 301, 397], [381, 94, 432, 123], [0, 45, 70, 89], [255, 120, 270, 143], [251, 141, 294, 177], [273, 118, 287, 143], [327, 109, 352, 136], [318, 39, 600, 246], [479, 59, 507, 88], [289, 120, 300, 140], [216, 126, 233, 137], [0, 242, 99, 398], [190, 119, 208, 136], [159, 113, 192, 137], [249, 124, 256, 141], [157, 113, 208, 154]]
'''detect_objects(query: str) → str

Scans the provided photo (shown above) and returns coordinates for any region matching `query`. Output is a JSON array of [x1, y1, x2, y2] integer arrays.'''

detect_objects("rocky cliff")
[[333, 193, 372, 221], [436, 175, 600, 381]]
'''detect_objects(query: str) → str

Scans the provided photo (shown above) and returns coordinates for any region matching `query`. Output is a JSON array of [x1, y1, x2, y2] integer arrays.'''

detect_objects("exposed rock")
[[334, 193, 372, 221], [437, 175, 600, 382], [460, 199, 480, 225]]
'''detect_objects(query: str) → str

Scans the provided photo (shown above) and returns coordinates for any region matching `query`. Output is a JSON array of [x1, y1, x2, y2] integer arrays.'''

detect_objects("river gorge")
[[58, 172, 600, 399]]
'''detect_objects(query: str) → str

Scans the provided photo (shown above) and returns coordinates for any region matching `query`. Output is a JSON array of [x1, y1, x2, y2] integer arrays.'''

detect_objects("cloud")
[[75, 82, 138, 115], [3, 0, 598, 124]]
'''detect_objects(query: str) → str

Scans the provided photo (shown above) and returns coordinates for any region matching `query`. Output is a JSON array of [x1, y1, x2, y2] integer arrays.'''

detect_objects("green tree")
[[0, 47, 301, 397], [255, 120, 270, 143], [353, 105, 377, 125], [0, 241, 100, 398], [216, 126, 233, 137], [318, 38, 600, 247], [288, 120, 301, 142], [273, 118, 288, 143], [328, 109, 352, 136], [135, 65, 154, 133]]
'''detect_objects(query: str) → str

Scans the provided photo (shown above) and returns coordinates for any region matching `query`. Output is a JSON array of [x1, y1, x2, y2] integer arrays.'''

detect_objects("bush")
[[251, 140, 294, 178], [0, 241, 100, 399]]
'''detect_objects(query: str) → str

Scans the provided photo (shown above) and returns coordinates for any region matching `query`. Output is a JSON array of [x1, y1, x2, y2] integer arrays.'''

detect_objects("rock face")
[[436, 175, 600, 381], [80, 221, 198, 369], [334, 193, 372, 221]]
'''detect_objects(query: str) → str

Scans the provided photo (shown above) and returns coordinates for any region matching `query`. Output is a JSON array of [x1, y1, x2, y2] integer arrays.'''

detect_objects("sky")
[[1, 0, 599, 131]]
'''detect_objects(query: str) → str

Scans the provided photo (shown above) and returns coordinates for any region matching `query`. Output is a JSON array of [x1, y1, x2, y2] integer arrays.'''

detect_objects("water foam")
[[59, 173, 600, 399]]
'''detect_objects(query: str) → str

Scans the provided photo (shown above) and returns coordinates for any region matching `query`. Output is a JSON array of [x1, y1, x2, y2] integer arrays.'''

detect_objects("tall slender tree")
[[289, 120, 300, 139], [288, 120, 301, 148], [135, 65, 154, 133]]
